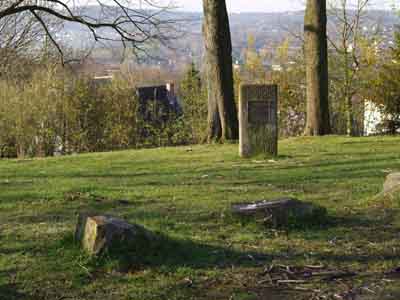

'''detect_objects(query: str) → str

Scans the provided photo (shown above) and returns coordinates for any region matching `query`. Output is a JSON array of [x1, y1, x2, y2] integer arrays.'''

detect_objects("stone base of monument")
[[75, 213, 155, 255], [231, 198, 327, 227], [383, 173, 400, 194]]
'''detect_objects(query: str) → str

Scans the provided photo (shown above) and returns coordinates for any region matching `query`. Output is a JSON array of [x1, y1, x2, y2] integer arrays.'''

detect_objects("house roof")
[[137, 85, 169, 103], [137, 85, 181, 113]]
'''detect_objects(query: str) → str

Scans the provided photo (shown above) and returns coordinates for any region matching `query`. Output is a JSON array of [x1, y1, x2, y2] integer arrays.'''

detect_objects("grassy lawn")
[[1, 136, 400, 300]]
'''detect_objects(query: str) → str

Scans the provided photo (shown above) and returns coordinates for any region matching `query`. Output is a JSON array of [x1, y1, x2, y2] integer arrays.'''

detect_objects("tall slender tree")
[[304, 0, 331, 135], [203, 0, 238, 142], [328, 0, 371, 136]]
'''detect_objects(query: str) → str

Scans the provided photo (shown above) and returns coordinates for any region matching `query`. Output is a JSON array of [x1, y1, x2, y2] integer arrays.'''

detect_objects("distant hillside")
[[58, 7, 399, 66]]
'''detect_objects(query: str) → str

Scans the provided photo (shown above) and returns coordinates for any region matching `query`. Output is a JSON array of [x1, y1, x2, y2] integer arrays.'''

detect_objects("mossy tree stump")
[[75, 213, 155, 256]]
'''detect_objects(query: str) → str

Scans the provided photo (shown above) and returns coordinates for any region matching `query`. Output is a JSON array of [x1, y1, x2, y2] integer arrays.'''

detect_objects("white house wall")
[[364, 101, 383, 136]]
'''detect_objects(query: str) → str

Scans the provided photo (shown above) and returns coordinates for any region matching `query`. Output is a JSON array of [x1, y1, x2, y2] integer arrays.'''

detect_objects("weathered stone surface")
[[383, 173, 400, 194], [232, 198, 326, 227], [75, 214, 155, 255], [239, 84, 278, 158]]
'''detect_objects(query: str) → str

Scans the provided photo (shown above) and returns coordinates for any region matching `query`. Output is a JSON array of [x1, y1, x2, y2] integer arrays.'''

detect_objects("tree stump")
[[383, 173, 400, 194], [231, 198, 326, 227], [75, 213, 155, 255]]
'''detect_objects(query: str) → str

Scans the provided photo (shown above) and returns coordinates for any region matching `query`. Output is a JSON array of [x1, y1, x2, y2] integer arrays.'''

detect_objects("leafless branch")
[[0, 0, 179, 63]]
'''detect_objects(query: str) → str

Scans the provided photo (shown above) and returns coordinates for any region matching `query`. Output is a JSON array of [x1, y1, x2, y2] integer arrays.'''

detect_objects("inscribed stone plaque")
[[239, 84, 278, 157]]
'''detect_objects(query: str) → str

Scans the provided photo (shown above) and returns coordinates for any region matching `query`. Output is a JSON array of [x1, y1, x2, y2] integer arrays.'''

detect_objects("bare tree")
[[328, 0, 371, 136], [304, 0, 331, 136], [0, 13, 40, 60], [0, 10, 63, 77], [0, 0, 177, 63], [203, 0, 238, 142]]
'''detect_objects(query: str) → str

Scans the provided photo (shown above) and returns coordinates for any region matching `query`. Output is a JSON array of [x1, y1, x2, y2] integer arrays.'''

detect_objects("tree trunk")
[[343, 49, 355, 136], [203, 0, 239, 142], [345, 94, 355, 136], [304, 0, 331, 136]]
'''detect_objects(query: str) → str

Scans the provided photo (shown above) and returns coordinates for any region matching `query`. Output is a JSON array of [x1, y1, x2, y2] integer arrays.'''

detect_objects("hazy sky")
[[169, 0, 399, 12], [173, 0, 303, 12]]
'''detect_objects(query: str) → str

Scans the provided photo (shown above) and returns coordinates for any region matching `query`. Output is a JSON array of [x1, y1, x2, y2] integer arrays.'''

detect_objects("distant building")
[[91, 75, 181, 115], [331, 96, 377, 136], [364, 101, 384, 136], [136, 83, 181, 116], [233, 60, 242, 71], [271, 64, 283, 72], [92, 75, 114, 86]]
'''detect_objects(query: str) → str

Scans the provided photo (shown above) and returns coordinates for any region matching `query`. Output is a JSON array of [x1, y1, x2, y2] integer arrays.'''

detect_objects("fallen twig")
[[277, 279, 307, 284]]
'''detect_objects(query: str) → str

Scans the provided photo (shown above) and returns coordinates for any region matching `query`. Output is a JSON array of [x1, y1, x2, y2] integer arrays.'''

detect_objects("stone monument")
[[239, 84, 278, 157]]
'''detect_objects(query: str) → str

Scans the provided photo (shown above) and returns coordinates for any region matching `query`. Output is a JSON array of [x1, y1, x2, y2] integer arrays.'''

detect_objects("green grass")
[[1, 136, 400, 300]]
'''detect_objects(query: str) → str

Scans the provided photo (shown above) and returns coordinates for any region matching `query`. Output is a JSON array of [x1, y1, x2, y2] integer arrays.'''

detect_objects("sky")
[[173, 0, 303, 12], [167, 0, 399, 12]]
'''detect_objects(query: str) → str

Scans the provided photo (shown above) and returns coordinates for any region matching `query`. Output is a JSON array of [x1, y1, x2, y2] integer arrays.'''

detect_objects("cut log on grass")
[[75, 213, 155, 255], [383, 173, 400, 194], [231, 198, 327, 227]]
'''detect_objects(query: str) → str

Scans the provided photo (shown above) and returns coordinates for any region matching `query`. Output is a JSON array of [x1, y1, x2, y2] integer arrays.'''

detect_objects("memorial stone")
[[239, 84, 278, 157]]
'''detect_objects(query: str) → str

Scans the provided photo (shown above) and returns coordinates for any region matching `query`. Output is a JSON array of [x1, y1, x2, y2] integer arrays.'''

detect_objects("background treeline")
[[238, 27, 400, 137], [2, 21, 400, 158], [0, 64, 208, 158], [2, 28, 399, 158]]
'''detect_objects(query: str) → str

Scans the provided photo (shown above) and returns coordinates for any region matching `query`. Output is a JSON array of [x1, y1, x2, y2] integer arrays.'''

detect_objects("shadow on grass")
[[159, 282, 309, 300], [308, 210, 398, 243], [57, 232, 272, 275], [0, 284, 33, 300]]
